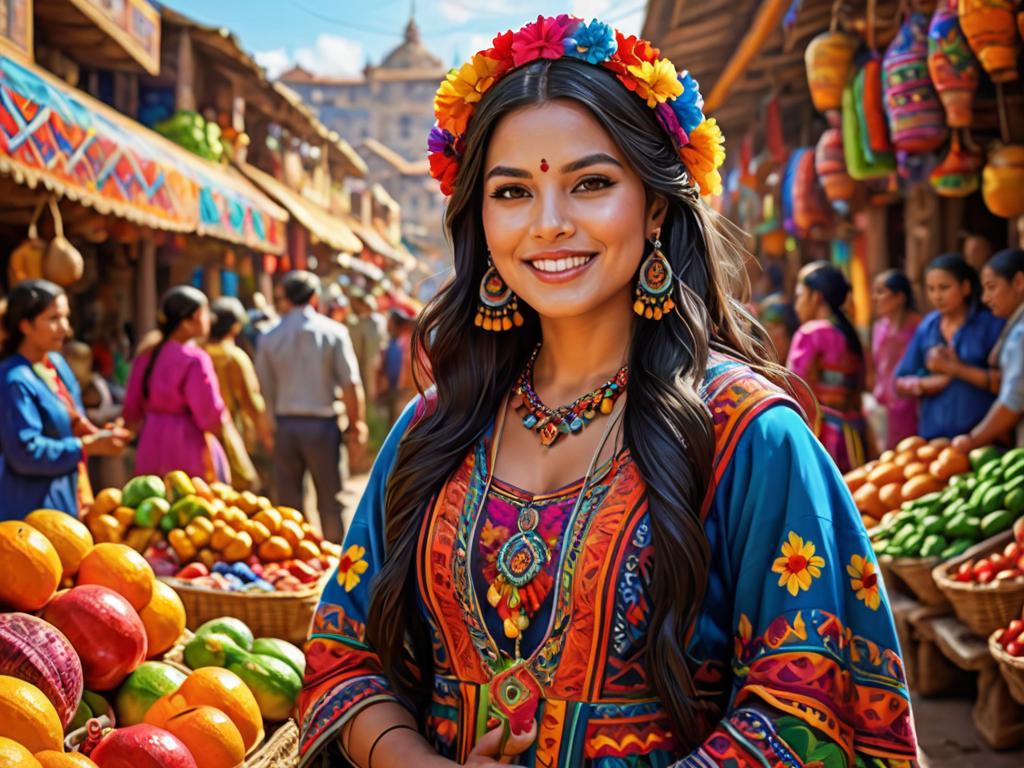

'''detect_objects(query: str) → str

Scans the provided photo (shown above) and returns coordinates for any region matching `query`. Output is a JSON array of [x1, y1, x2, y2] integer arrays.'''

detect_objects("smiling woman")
[[298, 15, 920, 768]]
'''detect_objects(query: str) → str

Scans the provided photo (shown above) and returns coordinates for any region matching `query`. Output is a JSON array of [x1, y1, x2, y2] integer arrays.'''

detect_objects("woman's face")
[[925, 268, 970, 315], [20, 294, 71, 354], [981, 266, 1024, 319], [872, 277, 904, 319], [793, 282, 820, 324], [480, 100, 664, 321], [186, 304, 211, 339]]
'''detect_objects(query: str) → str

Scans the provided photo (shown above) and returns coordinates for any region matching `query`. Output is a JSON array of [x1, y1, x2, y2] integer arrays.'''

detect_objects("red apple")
[[1007, 640, 1024, 657]]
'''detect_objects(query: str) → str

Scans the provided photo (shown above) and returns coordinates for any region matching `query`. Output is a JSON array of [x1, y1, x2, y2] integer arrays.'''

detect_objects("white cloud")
[[571, 0, 644, 35], [255, 47, 292, 79], [255, 33, 365, 80], [438, 1, 473, 24]]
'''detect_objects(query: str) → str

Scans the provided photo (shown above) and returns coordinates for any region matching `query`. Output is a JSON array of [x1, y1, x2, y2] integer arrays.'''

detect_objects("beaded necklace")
[[512, 345, 629, 448]]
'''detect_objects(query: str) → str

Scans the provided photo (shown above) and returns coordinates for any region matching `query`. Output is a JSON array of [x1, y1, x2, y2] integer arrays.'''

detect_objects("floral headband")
[[427, 15, 726, 198]]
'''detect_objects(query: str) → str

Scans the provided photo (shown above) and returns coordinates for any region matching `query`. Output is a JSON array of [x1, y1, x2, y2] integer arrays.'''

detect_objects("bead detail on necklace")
[[512, 345, 628, 447]]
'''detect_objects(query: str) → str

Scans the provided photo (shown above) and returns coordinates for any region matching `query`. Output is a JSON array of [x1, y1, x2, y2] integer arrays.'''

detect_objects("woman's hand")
[[952, 434, 974, 454], [926, 346, 959, 375], [81, 428, 129, 456], [465, 720, 537, 766]]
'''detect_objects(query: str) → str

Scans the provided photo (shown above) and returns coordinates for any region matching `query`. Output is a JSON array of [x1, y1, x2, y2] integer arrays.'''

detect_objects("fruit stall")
[[0, 470, 342, 767], [846, 439, 1024, 749]]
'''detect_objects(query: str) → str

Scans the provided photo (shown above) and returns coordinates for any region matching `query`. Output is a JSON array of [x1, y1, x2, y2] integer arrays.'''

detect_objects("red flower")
[[604, 31, 661, 77], [487, 29, 515, 77], [429, 151, 459, 196], [510, 15, 574, 67]]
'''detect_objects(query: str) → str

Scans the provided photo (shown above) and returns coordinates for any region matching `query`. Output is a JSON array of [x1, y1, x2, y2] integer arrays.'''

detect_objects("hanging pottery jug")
[[815, 113, 856, 213], [982, 143, 1024, 218], [7, 199, 47, 287], [929, 131, 983, 196], [793, 148, 834, 237], [958, 0, 1020, 83], [42, 199, 84, 287], [928, 0, 980, 127], [883, 13, 948, 154], [805, 30, 861, 114]]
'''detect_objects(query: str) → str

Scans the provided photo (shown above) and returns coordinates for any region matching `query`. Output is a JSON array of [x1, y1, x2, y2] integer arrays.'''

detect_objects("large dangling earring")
[[476, 259, 524, 332], [633, 236, 675, 321]]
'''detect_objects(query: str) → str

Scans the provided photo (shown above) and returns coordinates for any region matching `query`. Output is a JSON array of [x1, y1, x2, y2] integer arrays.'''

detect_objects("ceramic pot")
[[958, 0, 1020, 83], [982, 143, 1024, 218]]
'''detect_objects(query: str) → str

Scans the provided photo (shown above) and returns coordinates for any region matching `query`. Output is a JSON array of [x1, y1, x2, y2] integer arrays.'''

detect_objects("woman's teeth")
[[532, 255, 592, 272]]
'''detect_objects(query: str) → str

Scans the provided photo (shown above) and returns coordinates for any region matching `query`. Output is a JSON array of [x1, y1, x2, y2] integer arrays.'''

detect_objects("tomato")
[[957, 560, 975, 582], [974, 560, 996, 582], [978, 569, 997, 584], [1007, 640, 1024, 657], [1005, 542, 1022, 561], [1015, 516, 1024, 546]]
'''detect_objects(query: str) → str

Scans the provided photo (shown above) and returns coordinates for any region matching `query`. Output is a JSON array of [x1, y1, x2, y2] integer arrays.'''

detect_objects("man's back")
[[256, 306, 360, 419]]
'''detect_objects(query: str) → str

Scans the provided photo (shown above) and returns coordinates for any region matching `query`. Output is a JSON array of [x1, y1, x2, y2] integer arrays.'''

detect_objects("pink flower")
[[510, 15, 575, 67]]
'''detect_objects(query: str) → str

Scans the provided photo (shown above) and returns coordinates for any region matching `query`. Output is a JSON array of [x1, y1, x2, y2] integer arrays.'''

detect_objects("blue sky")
[[161, 0, 646, 79]]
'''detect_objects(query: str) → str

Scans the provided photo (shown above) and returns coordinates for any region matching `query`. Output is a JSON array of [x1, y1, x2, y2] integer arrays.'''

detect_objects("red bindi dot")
[[539, 158, 549, 172]]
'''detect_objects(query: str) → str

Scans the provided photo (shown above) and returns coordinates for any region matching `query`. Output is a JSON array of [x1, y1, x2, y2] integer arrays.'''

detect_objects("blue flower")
[[563, 19, 617, 64], [671, 70, 704, 135]]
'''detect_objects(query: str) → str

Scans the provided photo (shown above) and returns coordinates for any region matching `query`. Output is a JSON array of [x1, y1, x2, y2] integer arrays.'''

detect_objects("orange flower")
[[679, 117, 726, 197], [625, 58, 683, 108], [847, 554, 881, 610], [336, 544, 369, 592], [771, 531, 825, 597], [434, 54, 502, 135]]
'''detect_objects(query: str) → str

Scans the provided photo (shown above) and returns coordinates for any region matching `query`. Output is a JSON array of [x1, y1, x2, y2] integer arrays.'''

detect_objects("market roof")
[[0, 54, 287, 253], [34, 0, 161, 75], [236, 161, 363, 254], [160, 7, 366, 178], [642, 0, 902, 139]]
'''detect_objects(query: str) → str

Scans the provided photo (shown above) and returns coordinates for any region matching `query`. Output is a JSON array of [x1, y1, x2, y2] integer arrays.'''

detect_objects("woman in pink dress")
[[871, 270, 921, 449], [123, 287, 230, 482], [787, 262, 867, 472]]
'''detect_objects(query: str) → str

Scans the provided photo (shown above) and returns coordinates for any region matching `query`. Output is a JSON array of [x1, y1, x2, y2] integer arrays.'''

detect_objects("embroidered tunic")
[[299, 359, 919, 767]]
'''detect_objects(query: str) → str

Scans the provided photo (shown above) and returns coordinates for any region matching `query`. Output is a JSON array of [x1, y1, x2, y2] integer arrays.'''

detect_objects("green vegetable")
[[980, 509, 1015, 538], [940, 538, 973, 559], [981, 485, 1006, 515], [921, 515, 945, 535], [920, 534, 946, 558]]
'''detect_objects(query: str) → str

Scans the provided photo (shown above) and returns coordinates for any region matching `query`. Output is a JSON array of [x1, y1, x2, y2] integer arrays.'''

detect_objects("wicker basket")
[[161, 572, 329, 645], [989, 629, 1024, 707], [932, 531, 1024, 638], [886, 555, 948, 606]]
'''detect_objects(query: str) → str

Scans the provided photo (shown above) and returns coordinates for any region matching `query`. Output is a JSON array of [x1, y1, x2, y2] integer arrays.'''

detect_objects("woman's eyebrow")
[[485, 165, 532, 180], [485, 152, 623, 181]]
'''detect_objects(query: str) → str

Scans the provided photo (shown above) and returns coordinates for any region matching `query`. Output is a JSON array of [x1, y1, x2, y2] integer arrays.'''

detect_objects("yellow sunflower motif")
[[771, 531, 825, 597], [847, 554, 881, 610], [625, 58, 683, 107], [336, 544, 369, 592]]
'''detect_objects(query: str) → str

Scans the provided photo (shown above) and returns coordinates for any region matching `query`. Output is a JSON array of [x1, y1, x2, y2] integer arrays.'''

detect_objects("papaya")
[[226, 652, 301, 721], [183, 633, 247, 670], [164, 472, 197, 504], [867, 463, 904, 487], [194, 618, 253, 651], [901, 474, 943, 502], [122, 476, 166, 508], [171, 496, 214, 527], [251, 638, 305, 678]]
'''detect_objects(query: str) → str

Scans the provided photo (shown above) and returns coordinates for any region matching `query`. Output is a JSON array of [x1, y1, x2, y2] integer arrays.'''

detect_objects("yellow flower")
[[847, 554, 881, 610], [434, 54, 502, 135], [625, 58, 683, 108], [680, 117, 726, 196], [336, 544, 369, 592], [771, 531, 825, 597]]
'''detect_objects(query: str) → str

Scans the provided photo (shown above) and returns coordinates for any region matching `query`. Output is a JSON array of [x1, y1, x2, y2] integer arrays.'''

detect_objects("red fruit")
[[1005, 542, 1022, 561], [1007, 641, 1024, 658], [956, 560, 975, 582], [996, 569, 1020, 581], [0, 613, 83, 728], [1017, 555, 1024, 573], [87, 724, 197, 768], [1005, 620, 1024, 644], [174, 564, 208, 580], [1015, 516, 1024, 545], [978, 569, 997, 584], [41, 585, 147, 691]]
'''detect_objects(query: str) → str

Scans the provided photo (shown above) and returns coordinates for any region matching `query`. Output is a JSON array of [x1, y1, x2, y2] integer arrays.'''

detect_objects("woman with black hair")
[[123, 286, 230, 482], [297, 16, 917, 768], [871, 270, 921, 449], [786, 261, 867, 472], [0, 280, 127, 519], [952, 249, 1024, 451], [896, 253, 1003, 439]]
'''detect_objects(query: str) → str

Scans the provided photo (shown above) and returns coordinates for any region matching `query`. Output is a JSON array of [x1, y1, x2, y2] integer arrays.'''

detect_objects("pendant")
[[477, 662, 542, 753], [495, 504, 549, 588]]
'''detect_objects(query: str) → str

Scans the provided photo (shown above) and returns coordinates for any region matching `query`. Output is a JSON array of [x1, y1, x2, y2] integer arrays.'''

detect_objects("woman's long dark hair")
[[2, 279, 64, 358], [366, 58, 787, 747], [142, 286, 207, 400], [877, 268, 916, 313], [800, 261, 863, 363], [928, 252, 981, 308], [985, 249, 1024, 282]]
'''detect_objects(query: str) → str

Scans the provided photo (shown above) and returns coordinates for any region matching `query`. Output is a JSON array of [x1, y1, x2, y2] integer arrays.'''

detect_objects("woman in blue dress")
[[896, 253, 1004, 439], [0, 280, 127, 519], [297, 15, 919, 768]]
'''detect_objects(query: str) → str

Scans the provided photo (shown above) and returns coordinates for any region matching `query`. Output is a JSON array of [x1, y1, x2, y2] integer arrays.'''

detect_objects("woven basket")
[[161, 572, 329, 645], [932, 531, 1024, 638], [989, 629, 1024, 706], [887, 555, 947, 606]]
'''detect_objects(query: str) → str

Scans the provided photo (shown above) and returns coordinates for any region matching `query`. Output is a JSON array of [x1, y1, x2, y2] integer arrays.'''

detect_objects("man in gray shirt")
[[256, 271, 368, 543]]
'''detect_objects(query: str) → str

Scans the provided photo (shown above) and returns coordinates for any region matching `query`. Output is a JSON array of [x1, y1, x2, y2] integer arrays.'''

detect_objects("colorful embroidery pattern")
[[848, 554, 882, 610], [772, 531, 826, 596]]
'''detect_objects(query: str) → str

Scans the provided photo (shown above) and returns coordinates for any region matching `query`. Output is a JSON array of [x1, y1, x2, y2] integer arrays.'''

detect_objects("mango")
[[251, 638, 306, 678], [171, 495, 214, 527], [164, 471, 196, 504], [194, 617, 254, 651], [183, 632, 248, 669], [227, 651, 302, 721], [134, 497, 170, 528], [122, 475, 166, 508]]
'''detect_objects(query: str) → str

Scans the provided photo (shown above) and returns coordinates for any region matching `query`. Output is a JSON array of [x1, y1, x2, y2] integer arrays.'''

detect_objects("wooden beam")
[[705, 0, 794, 112]]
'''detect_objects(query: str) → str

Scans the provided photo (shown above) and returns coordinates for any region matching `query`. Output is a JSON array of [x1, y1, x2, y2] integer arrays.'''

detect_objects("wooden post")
[[176, 30, 196, 112], [863, 206, 889, 277], [136, 233, 157, 337]]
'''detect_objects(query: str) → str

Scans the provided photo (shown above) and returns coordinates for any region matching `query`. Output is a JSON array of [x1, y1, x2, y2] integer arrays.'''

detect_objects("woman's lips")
[[525, 253, 596, 284]]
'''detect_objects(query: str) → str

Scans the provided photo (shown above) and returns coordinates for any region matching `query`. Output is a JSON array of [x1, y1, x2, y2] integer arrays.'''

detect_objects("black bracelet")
[[367, 724, 416, 768]]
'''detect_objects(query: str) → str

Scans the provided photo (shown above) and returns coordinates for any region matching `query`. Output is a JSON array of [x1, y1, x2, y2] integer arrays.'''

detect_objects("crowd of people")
[[0, 271, 421, 539], [757, 245, 1024, 475]]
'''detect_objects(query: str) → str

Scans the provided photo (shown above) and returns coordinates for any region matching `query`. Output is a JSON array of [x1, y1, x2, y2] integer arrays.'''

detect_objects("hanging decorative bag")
[[883, 12, 948, 155], [805, 13, 860, 115], [845, 75, 896, 179], [859, 56, 894, 156], [7, 199, 47, 287], [780, 150, 802, 236], [815, 112, 856, 213], [958, 0, 1020, 84], [928, 0, 980, 128], [793, 148, 834, 237], [982, 143, 1024, 218], [42, 198, 84, 287]]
